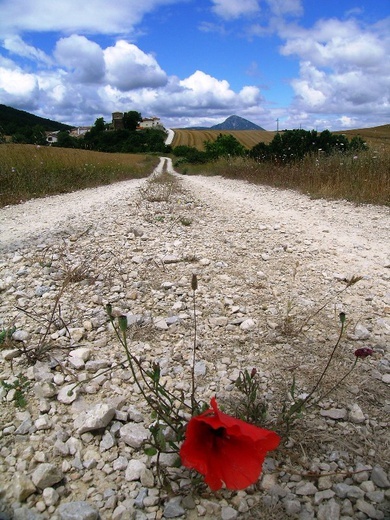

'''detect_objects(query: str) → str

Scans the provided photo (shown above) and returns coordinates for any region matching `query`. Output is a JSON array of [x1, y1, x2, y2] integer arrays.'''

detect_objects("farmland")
[[171, 129, 276, 150], [337, 124, 390, 152], [170, 124, 390, 152]]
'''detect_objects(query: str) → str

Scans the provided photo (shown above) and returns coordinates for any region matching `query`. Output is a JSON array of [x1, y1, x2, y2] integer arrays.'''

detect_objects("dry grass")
[[178, 150, 390, 206], [338, 123, 390, 152], [0, 144, 159, 207]]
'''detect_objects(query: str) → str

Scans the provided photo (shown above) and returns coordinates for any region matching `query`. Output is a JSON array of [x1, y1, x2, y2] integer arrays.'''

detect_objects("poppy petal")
[[180, 398, 280, 491]]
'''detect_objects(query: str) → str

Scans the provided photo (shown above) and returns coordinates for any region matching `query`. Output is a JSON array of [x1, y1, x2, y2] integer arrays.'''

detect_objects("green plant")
[[1, 375, 31, 408], [105, 274, 205, 483], [0, 326, 16, 347], [279, 311, 371, 432], [235, 368, 268, 424]]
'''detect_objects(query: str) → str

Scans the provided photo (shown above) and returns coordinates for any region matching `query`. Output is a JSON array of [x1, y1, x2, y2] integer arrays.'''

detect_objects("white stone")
[[69, 347, 91, 361], [120, 422, 150, 448], [57, 384, 80, 404], [74, 403, 116, 434], [125, 459, 146, 481], [32, 463, 63, 489], [348, 403, 365, 424]]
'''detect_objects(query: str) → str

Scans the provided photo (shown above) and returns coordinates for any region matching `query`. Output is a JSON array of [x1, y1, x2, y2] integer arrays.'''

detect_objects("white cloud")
[[211, 0, 260, 20], [0, 0, 185, 37], [3, 35, 52, 65], [104, 40, 168, 91], [55, 35, 105, 83], [0, 65, 39, 107], [279, 18, 390, 118], [281, 19, 387, 70], [265, 0, 302, 17]]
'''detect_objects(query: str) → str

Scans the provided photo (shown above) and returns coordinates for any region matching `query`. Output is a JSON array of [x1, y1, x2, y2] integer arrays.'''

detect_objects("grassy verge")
[[0, 144, 159, 207], [176, 149, 390, 206]]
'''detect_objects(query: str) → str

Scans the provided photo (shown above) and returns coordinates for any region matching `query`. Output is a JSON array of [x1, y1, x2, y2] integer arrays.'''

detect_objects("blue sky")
[[0, 0, 389, 131]]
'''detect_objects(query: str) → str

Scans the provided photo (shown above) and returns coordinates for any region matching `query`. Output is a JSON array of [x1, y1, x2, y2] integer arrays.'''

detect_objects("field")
[[171, 124, 390, 151], [171, 129, 276, 150], [337, 124, 390, 152], [0, 144, 159, 207]]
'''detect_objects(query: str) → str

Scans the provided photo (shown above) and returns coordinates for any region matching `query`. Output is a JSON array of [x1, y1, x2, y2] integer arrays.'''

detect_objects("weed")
[[0, 326, 16, 347], [1, 375, 31, 408], [235, 368, 268, 424]]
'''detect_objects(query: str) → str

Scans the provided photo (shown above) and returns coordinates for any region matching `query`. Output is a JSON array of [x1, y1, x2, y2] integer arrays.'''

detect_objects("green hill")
[[0, 104, 72, 135]]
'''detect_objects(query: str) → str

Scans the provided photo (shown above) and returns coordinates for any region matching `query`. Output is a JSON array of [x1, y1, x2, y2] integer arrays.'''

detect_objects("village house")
[[110, 113, 164, 131], [45, 131, 60, 144]]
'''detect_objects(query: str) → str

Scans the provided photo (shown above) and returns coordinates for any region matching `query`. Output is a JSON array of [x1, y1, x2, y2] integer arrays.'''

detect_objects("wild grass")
[[177, 149, 390, 206], [0, 144, 159, 207]]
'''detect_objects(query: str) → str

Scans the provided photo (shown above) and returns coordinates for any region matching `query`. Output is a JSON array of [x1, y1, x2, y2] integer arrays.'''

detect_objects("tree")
[[204, 134, 245, 160], [123, 111, 142, 131]]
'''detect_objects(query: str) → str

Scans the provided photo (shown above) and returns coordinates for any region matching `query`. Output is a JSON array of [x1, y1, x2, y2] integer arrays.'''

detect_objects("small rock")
[[356, 498, 379, 518], [125, 459, 147, 481], [69, 347, 91, 361], [221, 506, 238, 520], [284, 499, 301, 515], [296, 482, 318, 495], [317, 498, 340, 520], [31, 463, 63, 489], [194, 360, 207, 377], [57, 384, 79, 404], [348, 403, 365, 424], [74, 403, 116, 434], [320, 408, 347, 420], [353, 323, 370, 340], [100, 431, 115, 451], [42, 487, 60, 506], [57, 501, 99, 520], [371, 466, 390, 488], [14, 473, 36, 501], [240, 318, 256, 331], [164, 496, 185, 518], [12, 330, 30, 342], [120, 422, 150, 448]]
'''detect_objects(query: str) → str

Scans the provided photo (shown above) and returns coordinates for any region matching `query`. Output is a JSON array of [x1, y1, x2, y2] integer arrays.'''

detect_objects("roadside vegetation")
[[0, 144, 159, 207], [1, 118, 388, 207], [172, 129, 390, 206]]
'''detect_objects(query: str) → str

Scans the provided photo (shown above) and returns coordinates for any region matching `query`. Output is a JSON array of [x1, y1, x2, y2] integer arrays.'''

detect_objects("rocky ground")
[[0, 158, 389, 520]]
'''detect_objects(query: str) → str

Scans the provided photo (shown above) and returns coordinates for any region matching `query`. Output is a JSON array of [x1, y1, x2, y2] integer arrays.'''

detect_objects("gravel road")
[[0, 157, 389, 519]]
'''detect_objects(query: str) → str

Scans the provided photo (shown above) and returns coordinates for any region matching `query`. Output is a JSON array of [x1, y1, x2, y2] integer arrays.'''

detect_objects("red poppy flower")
[[354, 347, 374, 358], [179, 397, 280, 491]]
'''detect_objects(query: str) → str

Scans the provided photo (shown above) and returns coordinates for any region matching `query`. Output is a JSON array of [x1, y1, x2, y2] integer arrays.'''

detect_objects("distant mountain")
[[0, 104, 72, 135], [211, 115, 265, 131]]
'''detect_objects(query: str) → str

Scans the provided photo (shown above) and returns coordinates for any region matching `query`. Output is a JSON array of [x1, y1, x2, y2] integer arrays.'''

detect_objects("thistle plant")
[[280, 311, 374, 432]]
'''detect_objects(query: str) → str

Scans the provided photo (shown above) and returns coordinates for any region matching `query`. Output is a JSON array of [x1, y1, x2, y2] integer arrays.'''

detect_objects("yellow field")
[[171, 129, 276, 150], [171, 124, 390, 152], [336, 124, 390, 152]]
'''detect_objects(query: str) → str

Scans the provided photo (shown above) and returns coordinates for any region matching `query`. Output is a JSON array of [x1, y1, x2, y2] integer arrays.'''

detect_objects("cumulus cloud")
[[104, 40, 168, 91], [55, 35, 105, 83], [0, 65, 39, 107], [280, 18, 390, 118]]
